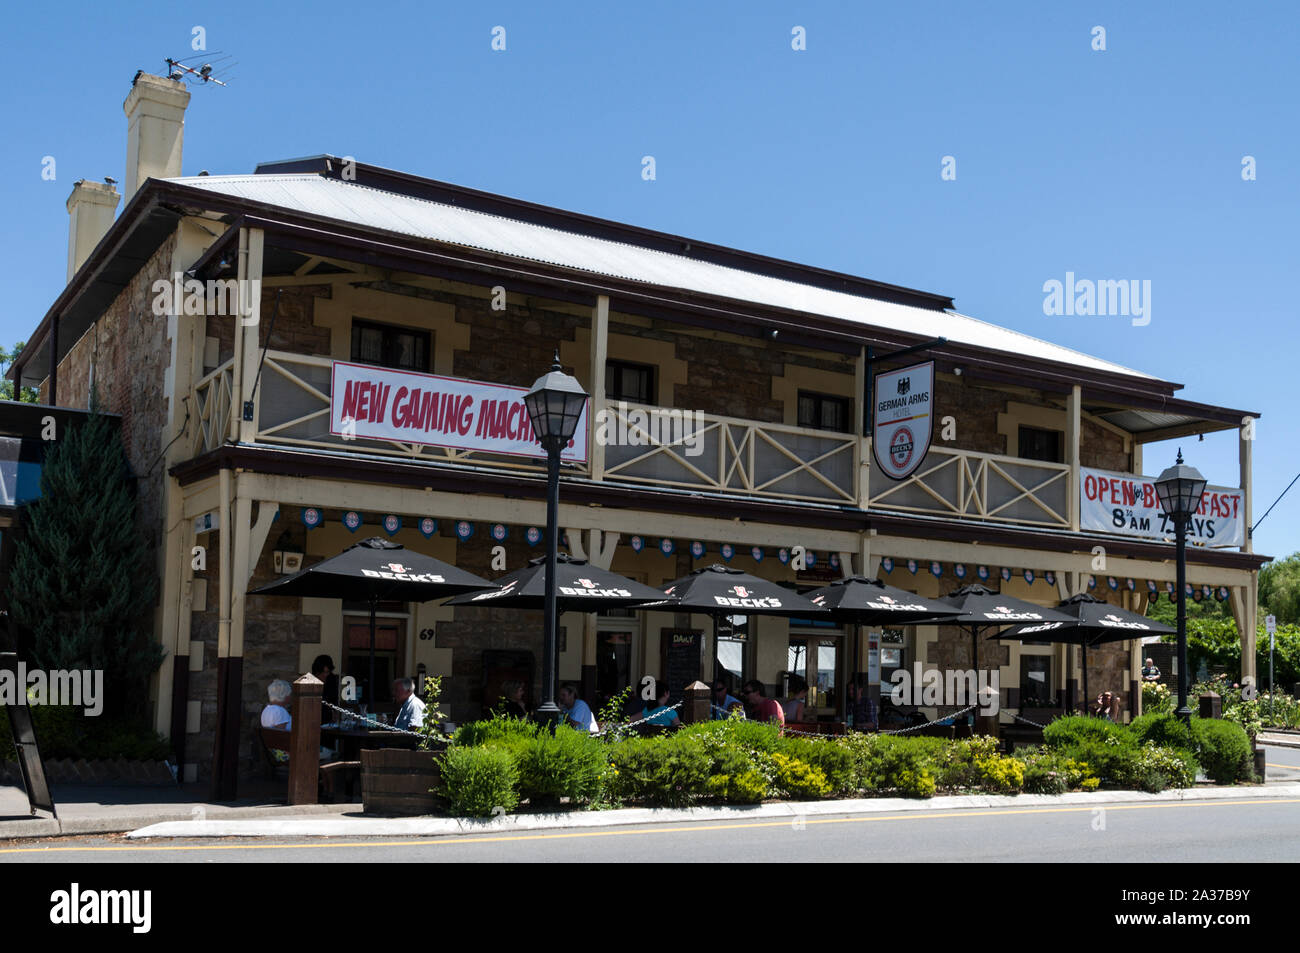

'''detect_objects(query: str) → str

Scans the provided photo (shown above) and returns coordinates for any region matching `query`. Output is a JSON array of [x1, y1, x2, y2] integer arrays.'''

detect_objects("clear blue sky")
[[2, 1, 1295, 560]]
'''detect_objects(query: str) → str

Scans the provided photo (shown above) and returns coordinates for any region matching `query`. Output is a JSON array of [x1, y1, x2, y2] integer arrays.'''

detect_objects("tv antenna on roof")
[[162, 55, 235, 87]]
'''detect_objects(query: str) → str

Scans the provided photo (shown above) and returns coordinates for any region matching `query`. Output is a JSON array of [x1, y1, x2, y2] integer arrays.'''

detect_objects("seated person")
[[711, 680, 742, 719], [1093, 691, 1121, 721], [261, 678, 293, 732], [1141, 658, 1162, 682], [393, 677, 427, 730], [847, 677, 878, 732], [782, 675, 809, 723], [311, 654, 340, 708], [495, 679, 529, 719], [558, 683, 599, 733], [641, 682, 681, 728], [742, 680, 785, 726]]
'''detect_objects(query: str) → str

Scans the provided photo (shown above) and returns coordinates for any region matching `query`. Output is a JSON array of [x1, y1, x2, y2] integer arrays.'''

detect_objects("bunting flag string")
[[1045, 571, 1056, 587], [382, 515, 402, 536], [1000, 567, 1012, 583], [659, 538, 676, 557], [630, 535, 645, 553], [720, 544, 735, 562], [906, 559, 918, 575], [977, 565, 990, 582], [779, 548, 791, 565], [301, 507, 323, 529], [881, 557, 894, 574], [419, 518, 439, 539], [930, 561, 942, 578], [524, 526, 543, 547], [455, 521, 475, 541], [750, 546, 764, 563], [690, 541, 706, 559], [342, 510, 362, 533], [1023, 569, 1035, 585], [954, 563, 967, 580], [490, 523, 508, 542]]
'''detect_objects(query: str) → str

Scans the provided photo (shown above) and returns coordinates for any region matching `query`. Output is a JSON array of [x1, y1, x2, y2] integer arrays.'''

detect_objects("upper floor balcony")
[[191, 348, 1250, 550]]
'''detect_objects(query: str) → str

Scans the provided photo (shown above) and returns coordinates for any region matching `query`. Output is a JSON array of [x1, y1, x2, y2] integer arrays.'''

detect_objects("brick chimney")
[[65, 180, 120, 281], [123, 73, 191, 198]]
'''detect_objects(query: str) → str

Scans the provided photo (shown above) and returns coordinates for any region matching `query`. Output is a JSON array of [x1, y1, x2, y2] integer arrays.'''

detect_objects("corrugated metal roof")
[[170, 173, 1157, 380], [1095, 409, 1203, 433]]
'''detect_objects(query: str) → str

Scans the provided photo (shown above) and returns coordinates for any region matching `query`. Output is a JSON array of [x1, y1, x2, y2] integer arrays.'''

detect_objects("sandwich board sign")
[[1, 651, 56, 817], [873, 361, 935, 481]]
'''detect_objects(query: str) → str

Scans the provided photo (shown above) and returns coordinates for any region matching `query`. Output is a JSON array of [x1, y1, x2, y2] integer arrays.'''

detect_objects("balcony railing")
[[868, 446, 1070, 529], [242, 351, 570, 474], [192, 358, 234, 455], [601, 402, 858, 504], [188, 354, 1159, 538]]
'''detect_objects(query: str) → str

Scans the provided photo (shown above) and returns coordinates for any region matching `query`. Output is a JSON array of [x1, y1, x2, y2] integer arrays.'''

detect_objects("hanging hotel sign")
[[330, 361, 589, 462], [1079, 466, 1245, 548], [873, 361, 934, 480]]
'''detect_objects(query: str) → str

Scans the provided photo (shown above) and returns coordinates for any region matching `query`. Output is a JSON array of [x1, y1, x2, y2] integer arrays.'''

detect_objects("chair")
[[256, 721, 292, 781]]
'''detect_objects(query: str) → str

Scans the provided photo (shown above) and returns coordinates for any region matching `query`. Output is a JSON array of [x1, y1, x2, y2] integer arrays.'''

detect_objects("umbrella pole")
[[1082, 641, 1089, 716], [369, 597, 377, 711]]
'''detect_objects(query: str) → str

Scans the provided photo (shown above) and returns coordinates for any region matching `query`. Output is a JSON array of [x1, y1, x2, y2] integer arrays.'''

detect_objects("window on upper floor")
[[605, 359, 655, 404], [797, 391, 851, 433], [350, 319, 431, 373], [1018, 425, 1063, 463]]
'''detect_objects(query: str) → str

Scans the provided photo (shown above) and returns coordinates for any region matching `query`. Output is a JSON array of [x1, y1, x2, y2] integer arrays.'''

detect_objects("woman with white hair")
[[262, 679, 293, 730]]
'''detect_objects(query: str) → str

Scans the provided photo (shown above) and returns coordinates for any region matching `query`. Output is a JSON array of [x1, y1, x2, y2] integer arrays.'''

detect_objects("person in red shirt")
[[742, 680, 785, 726]]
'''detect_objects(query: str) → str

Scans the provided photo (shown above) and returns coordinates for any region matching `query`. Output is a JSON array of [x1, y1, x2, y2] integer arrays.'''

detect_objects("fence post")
[[289, 673, 323, 805], [681, 681, 712, 724]]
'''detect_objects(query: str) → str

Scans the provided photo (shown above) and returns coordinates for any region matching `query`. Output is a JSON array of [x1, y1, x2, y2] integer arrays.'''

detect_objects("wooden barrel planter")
[[361, 748, 441, 816]]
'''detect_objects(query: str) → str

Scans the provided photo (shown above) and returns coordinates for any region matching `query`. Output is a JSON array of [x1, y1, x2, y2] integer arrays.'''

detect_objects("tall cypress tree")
[[6, 407, 164, 720]]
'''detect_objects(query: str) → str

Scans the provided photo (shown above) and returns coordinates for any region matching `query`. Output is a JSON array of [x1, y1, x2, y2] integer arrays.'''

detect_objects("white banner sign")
[[1080, 466, 1245, 548], [873, 361, 934, 480], [329, 361, 588, 462]]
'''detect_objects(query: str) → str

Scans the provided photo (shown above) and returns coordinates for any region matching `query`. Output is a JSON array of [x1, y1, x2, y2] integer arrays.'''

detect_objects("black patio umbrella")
[[649, 565, 829, 674], [445, 553, 668, 611], [249, 537, 497, 706], [805, 576, 963, 626], [936, 584, 1075, 696], [992, 593, 1175, 712]]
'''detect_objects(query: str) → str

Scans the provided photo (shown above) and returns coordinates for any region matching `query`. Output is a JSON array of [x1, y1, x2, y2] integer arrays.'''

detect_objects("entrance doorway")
[[343, 615, 408, 706]]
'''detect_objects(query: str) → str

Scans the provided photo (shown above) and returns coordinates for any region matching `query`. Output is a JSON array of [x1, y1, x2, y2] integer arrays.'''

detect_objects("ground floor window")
[[714, 613, 751, 691], [1018, 653, 1056, 707], [787, 625, 844, 716]]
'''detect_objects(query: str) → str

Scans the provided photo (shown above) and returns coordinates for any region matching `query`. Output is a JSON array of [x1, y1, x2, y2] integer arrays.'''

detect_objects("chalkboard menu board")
[[1, 652, 55, 816], [660, 629, 702, 704]]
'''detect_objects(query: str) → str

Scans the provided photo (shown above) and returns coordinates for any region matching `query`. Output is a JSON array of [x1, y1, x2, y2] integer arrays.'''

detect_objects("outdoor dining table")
[[321, 724, 421, 761]]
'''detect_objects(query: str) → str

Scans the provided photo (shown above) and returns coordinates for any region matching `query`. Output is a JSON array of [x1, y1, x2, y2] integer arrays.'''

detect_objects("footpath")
[[2, 779, 1297, 842]]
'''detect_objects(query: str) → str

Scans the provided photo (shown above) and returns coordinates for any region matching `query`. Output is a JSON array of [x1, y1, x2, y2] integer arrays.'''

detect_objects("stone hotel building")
[[7, 74, 1267, 796]]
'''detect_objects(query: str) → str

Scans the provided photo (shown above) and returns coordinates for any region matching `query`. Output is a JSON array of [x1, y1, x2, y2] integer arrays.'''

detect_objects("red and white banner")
[[1080, 466, 1245, 548], [873, 361, 934, 480], [329, 361, 588, 462]]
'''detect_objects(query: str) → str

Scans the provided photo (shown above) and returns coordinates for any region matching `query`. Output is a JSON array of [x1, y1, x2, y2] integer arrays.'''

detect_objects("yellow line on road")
[[2, 797, 1298, 856]]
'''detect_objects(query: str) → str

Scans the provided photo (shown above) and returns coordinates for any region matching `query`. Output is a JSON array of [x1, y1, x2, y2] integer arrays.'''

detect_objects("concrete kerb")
[[1259, 732, 1300, 750], [126, 782, 1300, 840], [1, 801, 355, 840]]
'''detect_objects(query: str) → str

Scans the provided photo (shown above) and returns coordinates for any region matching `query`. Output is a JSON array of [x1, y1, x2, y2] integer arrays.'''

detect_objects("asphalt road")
[[4, 796, 1299, 864]]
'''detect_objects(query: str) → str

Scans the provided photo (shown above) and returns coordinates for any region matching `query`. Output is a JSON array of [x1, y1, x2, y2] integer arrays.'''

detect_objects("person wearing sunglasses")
[[742, 680, 785, 725]]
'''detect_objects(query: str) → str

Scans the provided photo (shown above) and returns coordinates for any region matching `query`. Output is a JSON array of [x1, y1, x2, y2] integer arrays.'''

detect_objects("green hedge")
[[438, 745, 519, 817], [0, 705, 171, 762], [1130, 713, 1254, 784]]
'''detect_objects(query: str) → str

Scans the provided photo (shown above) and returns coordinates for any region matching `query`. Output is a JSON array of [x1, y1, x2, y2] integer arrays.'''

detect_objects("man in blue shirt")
[[711, 680, 742, 719], [558, 683, 599, 733], [393, 677, 426, 730]]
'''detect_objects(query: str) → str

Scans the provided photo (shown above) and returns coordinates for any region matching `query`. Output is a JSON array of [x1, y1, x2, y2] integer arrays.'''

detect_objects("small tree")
[[0, 341, 39, 403], [6, 407, 164, 720]]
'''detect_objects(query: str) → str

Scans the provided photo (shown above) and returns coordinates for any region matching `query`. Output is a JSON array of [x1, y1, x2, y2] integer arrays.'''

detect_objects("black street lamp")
[[1154, 449, 1208, 726], [524, 353, 588, 722]]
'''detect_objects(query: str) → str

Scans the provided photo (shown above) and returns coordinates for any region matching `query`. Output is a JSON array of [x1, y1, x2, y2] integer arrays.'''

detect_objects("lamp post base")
[[1175, 703, 1194, 725], [533, 701, 562, 729]]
